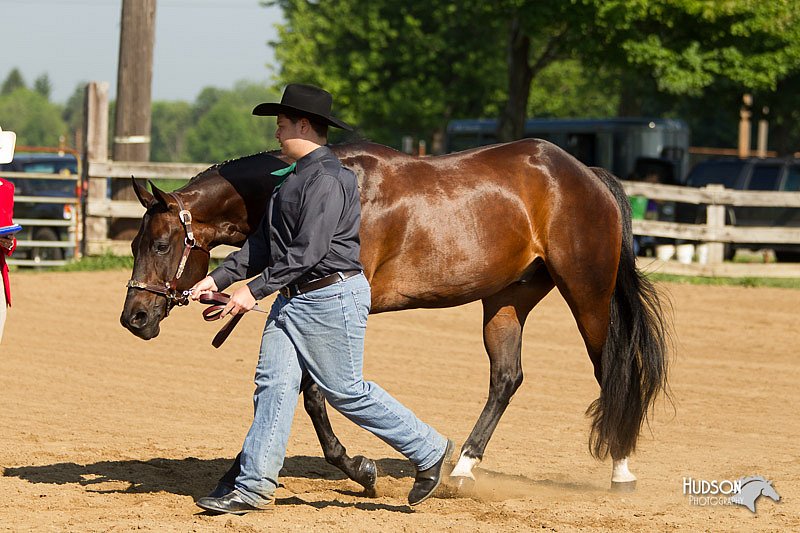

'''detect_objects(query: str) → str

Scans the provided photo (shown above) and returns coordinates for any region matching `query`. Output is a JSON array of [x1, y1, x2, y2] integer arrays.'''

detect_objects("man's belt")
[[279, 270, 361, 299], [199, 271, 361, 348]]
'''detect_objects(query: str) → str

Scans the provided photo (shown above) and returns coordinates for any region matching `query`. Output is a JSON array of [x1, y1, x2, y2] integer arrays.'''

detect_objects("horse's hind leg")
[[450, 271, 554, 488], [213, 376, 377, 495], [558, 281, 637, 490], [547, 245, 638, 490], [300, 376, 378, 495]]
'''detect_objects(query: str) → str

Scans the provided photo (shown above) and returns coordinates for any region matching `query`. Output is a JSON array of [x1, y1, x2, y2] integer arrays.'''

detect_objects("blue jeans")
[[234, 273, 448, 507]]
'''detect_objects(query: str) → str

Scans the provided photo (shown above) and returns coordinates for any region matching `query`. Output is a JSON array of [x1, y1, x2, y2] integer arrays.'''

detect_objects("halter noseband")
[[126, 192, 210, 312]]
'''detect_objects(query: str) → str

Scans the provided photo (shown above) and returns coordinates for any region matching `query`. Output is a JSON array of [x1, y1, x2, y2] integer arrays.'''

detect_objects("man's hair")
[[284, 112, 328, 139]]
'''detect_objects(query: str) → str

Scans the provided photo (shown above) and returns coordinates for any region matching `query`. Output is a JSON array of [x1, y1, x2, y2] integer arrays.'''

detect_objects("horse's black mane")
[[180, 141, 398, 195], [223, 152, 281, 175], [178, 152, 288, 199], [212, 152, 284, 181]]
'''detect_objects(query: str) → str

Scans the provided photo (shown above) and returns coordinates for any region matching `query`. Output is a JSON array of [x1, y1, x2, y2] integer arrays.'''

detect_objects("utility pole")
[[111, 0, 156, 237]]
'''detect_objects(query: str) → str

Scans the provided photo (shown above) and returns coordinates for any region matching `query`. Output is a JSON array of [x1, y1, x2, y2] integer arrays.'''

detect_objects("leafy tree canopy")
[[0, 87, 67, 146], [34, 74, 52, 99], [1, 68, 26, 96], [62, 82, 87, 140], [184, 81, 280, 162], [268, 0, 800, 148], [528, 60, 620, 118], [492, 0, 800, 139], [268, 0, 506, 147], [151, 100, 192, 162], [586, 0, 800, 94]]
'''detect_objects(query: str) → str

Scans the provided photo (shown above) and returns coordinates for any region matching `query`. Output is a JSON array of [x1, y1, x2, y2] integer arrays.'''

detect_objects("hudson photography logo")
[[682, 476, 781, 513]]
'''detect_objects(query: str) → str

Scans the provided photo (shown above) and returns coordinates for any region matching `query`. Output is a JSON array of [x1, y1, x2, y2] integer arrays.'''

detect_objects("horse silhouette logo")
[[729, 476, 781, 513]]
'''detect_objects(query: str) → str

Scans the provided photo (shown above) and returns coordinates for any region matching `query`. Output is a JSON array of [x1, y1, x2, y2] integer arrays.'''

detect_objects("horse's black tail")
[[587, 167, 671, 460]]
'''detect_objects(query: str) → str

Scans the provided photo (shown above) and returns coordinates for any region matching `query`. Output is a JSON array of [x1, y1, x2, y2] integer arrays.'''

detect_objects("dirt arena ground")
[[0, 270, 797, 531]]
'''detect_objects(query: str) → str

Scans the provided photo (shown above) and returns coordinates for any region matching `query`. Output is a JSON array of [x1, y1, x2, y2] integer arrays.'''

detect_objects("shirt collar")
[[295, 145, 333, 175], [270, 145, 333, 180]]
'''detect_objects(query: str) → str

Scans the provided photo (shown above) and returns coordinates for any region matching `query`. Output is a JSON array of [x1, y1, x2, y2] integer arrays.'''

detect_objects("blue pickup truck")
[[0, 152, 79, 264]]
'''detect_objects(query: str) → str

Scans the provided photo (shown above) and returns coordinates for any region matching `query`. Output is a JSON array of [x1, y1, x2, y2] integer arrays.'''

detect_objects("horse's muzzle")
[[120, 303, 163, 340]]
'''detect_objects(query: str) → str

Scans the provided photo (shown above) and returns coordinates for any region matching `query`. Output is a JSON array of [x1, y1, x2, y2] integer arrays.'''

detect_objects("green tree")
[[269, 1, 800, 150], [496, 0, 800, 141], [192, 86, 227, 123], [269, 0, 506, 151], [1, 68, 26, 95], [0, 88, 67, 146], [33, 74, 52, 99], [185, 81, 280, 162], [492, 1, 599, 141], [528, 60, 620, 118], [62, 83, 88, 148], [151, 100, 192, 162]]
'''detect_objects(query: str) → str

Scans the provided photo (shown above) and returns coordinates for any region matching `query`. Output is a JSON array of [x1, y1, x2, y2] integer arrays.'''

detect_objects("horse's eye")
[[153, 242, 170, 255]]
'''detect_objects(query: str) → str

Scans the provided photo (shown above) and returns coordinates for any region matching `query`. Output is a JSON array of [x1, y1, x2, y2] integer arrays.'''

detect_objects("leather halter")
[[126, 192, 210, 313]]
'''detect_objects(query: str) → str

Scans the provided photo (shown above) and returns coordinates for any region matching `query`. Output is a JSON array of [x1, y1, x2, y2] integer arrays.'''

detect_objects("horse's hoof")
[[353, 455, 378, 495], [448, 475, 476, 496], [610, 480, 637, 493]]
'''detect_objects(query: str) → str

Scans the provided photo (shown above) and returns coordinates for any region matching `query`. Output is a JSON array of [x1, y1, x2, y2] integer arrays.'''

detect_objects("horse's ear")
[[148, 180, 171, 207], [132, 176, 153, 208]]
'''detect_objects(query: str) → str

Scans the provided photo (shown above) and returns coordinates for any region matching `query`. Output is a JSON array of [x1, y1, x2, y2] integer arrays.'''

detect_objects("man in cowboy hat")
[[190, 83, 453, 514]]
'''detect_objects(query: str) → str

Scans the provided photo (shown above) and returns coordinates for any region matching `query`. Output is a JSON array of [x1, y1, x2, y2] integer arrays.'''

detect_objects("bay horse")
[[120, 139, 669, 494]]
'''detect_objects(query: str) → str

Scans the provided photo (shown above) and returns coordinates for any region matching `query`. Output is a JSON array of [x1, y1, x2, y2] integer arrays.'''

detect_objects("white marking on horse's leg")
[[611, 457, 637, 483], [449, 452, 480, 479]]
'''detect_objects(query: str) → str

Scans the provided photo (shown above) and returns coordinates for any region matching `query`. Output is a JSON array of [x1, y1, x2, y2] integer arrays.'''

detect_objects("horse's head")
[[120, 179, 214, 339], [120, 152, 295, 339], [762, 480, 781, 502]]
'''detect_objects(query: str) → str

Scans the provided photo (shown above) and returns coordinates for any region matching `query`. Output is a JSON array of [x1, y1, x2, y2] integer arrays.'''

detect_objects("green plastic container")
[[629, 195, 647, 220]]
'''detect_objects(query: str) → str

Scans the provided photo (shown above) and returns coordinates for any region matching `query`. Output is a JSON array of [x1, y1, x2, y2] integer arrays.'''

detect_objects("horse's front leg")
[[300, 375, 378, 495], [450, 280, 552, 490]]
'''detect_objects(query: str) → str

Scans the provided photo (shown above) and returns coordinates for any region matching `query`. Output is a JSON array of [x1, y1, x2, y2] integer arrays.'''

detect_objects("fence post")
[[82, 81, 110, 257], [705, 184, 726, 264]]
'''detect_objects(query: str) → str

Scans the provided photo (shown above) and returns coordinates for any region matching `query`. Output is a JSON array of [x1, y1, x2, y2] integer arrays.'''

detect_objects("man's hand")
[[221, 285, 256, 318], [190, 276, 218, 300], [0, 235, 13, 251]]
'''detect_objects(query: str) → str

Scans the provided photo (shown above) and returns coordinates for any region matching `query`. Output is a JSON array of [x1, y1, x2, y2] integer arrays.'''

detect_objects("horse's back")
[[334, 139, 623, 310]]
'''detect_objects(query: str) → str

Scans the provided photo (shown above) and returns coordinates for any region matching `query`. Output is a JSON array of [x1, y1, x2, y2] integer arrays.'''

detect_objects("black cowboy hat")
[[253, 83, 353, 131]]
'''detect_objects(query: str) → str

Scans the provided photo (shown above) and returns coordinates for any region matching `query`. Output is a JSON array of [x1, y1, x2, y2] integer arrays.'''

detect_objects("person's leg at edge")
[[0, 275, 6, 344], [283, 275, 450, 474], [232, 298, 305, 508]]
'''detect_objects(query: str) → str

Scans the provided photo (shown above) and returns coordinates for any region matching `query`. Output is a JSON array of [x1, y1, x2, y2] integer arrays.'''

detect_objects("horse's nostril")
[[130, 311, 149, 329]]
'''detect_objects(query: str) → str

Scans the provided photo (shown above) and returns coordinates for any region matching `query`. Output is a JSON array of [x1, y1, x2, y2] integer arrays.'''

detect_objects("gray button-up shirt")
[[209, 145, 363, 300]]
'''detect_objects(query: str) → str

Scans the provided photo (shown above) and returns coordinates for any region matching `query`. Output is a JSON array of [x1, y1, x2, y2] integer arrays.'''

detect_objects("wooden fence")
[[84, 159, 239, 258], [4, 170, 80, 268], [79, 82, 800, 278], [622, 181, 800, 278], [80, 82, 238, 259]]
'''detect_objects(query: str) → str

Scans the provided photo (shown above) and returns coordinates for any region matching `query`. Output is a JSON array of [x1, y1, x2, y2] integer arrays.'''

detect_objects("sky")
[[0, 0, 283, 103]]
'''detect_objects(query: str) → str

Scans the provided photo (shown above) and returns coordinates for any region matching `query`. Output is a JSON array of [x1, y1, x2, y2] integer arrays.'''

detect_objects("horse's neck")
[[187, 145, 401, 246], [182, 153, 286, 246]]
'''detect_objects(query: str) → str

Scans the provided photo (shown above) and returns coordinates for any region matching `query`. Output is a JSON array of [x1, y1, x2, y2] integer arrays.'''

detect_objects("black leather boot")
[[196, 490, 272, 515], [408, 439, 454, 506], [206, 481, 234, 499]]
